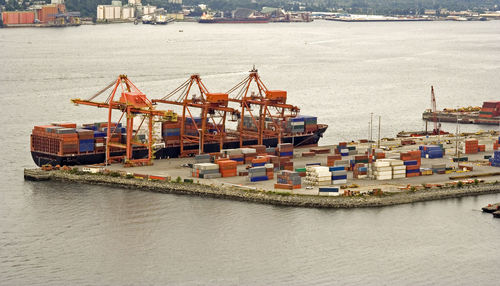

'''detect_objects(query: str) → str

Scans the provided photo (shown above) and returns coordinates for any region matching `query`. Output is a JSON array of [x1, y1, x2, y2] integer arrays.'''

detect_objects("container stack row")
[[275, 171, 302, 190], [192, 163, 221, 179], [400, 150, 421, 177], [31, 122, 127, 156], [419, 145, 444, 159], [465, 139, 479, 154], [305, 166, 334, 186], [489, 151, 500, 167], [248, 166, 273, 182]]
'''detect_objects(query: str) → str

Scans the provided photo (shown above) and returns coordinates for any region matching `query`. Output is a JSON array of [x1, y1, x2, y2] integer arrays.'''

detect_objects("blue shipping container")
[[94, 131, 106, 138], [250, 176, 269, 182], [319, 187, 339, 192], [331, 175, 347, 180], [404, 160, 418, 166], [329, 166, 345, 171]]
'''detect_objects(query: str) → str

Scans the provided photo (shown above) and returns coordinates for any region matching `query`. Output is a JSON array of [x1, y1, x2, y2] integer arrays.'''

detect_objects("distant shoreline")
[[24, 169, 500, 208]]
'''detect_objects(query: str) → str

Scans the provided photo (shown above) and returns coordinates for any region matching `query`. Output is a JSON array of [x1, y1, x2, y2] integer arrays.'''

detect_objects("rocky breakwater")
[[24, 168, 500, 208]]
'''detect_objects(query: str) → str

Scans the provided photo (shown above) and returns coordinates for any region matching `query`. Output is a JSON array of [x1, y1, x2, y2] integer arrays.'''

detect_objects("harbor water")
[[1, 20, 500, 285]]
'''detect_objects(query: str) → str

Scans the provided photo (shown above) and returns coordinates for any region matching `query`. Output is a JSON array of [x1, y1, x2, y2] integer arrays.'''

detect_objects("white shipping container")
[[374, 161, 390, 168], [392, 165, 406, 171], [374, 166, 392, 172], [390, 160, 404, 166], [376, 175, 392, 181], [332, 179, 347, 185], [374, 171, 392, 176], [241, 148, 257, 154]]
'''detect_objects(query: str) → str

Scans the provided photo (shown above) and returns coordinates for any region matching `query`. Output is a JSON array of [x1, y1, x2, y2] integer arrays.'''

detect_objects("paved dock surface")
[[104, 133, 500, 195]]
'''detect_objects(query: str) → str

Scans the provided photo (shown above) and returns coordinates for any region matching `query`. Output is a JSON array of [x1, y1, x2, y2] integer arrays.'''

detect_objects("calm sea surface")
[[1, 20, 500, 285]]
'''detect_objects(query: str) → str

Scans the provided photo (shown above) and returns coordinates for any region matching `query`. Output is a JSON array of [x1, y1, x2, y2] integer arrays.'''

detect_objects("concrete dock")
[[24, 132, 500, 208], [104, 132, 500, 196]]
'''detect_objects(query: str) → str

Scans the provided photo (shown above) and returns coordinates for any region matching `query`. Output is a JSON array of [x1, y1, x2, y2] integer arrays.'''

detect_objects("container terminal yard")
[[24, 132, 500, 208], [25, 71, 500, 206], [84, 133, 500, 194]]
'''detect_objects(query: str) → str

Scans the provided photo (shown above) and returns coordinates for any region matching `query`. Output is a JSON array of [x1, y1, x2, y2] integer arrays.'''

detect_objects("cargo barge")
[[422, 101, 500, 125], [30, 70, 328, 167]]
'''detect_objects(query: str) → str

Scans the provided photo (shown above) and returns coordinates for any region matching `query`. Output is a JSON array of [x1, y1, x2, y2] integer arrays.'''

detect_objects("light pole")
[[198, 128, 202, 155], [368, 113, 373, 179], [378, 115, 381, 148]]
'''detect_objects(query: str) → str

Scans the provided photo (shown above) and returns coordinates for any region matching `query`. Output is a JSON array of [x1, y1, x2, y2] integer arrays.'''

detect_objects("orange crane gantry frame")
[[226, 68, 300, 146], [71, 75, 176, 166], [152, 74, 237, 157]]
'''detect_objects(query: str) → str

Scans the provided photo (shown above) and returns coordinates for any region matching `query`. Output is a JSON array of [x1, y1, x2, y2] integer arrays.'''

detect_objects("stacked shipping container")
[[465, 139, 479, 154], [275, 170, 301, 190], [400, 150, 421, 177], [479, 101, 500, 118], [419, 145, 444, 158]]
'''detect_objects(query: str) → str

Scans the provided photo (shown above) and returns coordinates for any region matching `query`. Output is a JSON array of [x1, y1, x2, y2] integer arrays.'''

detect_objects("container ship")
[[30, 70, 327, 167], [422, 101, 500, 125]]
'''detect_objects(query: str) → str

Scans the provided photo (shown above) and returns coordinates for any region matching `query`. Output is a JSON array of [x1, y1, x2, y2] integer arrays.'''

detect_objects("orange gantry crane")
[[227, 68, 300, 146], [71, 75, 176, 166], [152, 74, 237, 157]]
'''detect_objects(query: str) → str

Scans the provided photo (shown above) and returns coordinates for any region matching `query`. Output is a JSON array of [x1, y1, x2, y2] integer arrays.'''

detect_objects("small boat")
[[493, 211, 500, 218], [481, 203, 500, 213]]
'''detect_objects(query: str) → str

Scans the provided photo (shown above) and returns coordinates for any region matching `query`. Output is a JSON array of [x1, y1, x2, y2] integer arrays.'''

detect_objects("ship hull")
[[422, 111, 500, 125], [31, 126, 327, 167]]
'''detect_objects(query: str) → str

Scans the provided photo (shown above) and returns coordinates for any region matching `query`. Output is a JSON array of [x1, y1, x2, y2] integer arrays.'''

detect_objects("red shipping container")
[[274, 183, 293, 190], [3, 12, 20, 24], [18, 11, 35, 24], [406, 165, 420, 170], [53, 122, 77, 128]]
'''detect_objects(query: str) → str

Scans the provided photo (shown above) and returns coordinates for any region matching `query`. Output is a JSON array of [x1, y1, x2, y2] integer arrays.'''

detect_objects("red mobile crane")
[[430, 85, 441, 134]]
